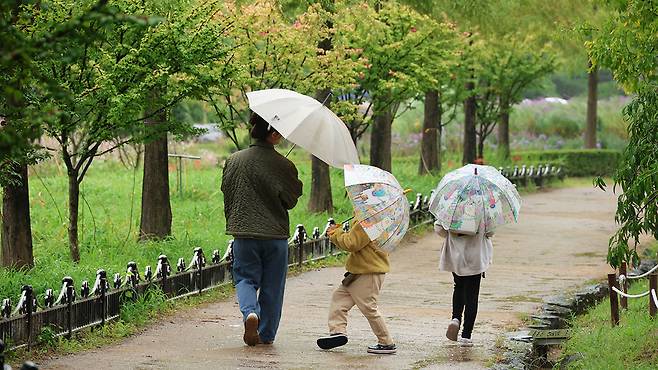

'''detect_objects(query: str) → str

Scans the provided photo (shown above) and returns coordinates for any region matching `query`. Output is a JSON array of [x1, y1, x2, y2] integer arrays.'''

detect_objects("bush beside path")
[[43, 186, 618, 369]]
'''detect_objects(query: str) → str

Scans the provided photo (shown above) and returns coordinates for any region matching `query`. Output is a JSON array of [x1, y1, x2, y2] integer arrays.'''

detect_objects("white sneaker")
[[446, 318, 460, 341], [458, 336, 473, 347]]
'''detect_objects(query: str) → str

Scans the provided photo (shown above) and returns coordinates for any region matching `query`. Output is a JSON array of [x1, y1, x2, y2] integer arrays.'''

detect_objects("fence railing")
[[0, 194, 435, 352], [499, 164, 563, 188], [607, 261, 658, 326]]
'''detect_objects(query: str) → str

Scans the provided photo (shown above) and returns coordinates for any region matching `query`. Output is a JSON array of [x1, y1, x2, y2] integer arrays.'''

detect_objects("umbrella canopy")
[[428, 164, 521, 234], [246, 89, 359, 168], [344, 164, 410, 252]]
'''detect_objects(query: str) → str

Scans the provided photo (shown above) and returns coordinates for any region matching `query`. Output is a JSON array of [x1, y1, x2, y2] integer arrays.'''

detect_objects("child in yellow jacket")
[[316, 221, 396, 354]]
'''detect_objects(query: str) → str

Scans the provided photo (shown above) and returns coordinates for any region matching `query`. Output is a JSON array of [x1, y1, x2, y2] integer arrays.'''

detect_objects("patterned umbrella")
[[344, 164, 410, 252], [428, 164, 521, 234]]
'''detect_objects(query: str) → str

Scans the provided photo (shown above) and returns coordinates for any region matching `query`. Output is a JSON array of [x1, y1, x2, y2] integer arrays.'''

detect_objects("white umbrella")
[[246, 89, 360, 168]]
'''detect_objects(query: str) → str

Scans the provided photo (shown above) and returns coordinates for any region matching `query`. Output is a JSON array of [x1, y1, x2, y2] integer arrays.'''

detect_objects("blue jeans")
[[232, 238, 288, 342]]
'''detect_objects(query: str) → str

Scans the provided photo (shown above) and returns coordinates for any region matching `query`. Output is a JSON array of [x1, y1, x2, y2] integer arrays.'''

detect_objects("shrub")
[[537, 110, 583, 138], [512, 149, 622, 176]]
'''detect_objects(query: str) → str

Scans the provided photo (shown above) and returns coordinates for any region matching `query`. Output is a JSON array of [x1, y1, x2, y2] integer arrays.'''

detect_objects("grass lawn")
[[559, 257, 658, 369]]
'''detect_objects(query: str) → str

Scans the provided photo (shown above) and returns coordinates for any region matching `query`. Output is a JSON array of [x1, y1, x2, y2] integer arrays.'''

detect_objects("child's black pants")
[[451, 272, 482, 339]]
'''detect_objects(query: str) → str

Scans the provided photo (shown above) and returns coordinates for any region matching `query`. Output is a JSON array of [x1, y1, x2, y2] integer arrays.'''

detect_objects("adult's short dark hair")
[[249, 111, 276, 140]]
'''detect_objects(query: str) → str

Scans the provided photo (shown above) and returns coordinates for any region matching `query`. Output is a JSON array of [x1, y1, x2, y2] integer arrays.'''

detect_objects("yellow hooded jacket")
[[329, 221, 390, 274]]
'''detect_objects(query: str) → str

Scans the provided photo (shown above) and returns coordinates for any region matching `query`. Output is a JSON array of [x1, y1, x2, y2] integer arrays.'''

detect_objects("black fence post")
[[95, 269, 108, 326], [24, 285, 33, 351], [65, 278, 74, 339], [1, 299, 10, 319], [323, 218, 336, 255], [192, 248, 205, 295], [295, 224, 306, 267], [0, 338, 6, 370], [157, 255, 170, 297]]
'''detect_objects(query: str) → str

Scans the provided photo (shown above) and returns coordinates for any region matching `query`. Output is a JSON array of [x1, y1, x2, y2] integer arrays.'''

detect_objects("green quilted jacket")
[[221, 140, 303, 239]]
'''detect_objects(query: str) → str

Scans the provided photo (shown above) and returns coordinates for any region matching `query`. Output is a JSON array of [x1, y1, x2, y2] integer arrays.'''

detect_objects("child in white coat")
[[435, 220, 493, 346]]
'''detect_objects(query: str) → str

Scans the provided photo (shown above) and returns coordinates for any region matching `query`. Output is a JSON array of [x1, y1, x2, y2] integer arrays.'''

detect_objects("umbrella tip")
[[474, 167, 478, 175]]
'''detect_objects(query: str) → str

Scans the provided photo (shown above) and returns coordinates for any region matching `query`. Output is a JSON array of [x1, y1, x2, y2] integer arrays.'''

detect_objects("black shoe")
[[367, 343, 397, 354], [317, 333, 348, 350]]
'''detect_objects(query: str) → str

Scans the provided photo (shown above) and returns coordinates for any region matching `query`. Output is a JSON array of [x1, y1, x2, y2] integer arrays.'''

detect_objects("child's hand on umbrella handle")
[[327, 224, 341, 235]]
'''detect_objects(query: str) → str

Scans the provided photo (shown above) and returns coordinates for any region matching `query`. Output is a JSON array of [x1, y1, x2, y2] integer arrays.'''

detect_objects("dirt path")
[[44, 186, 618, 369]]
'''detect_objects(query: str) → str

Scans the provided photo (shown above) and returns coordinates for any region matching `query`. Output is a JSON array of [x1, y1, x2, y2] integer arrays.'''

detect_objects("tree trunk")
[[67, 170, 81, 262], [463, 79, 477, 164], [308, 88, 334, 213], [585, 59, 598, 149], [369, 105, 393, 172], [477, 132, 485, 160], [498, 98, 511, 160], [139, 95, 172, 241], [1, 162, 34, 269], [419, 90, 442, 175]]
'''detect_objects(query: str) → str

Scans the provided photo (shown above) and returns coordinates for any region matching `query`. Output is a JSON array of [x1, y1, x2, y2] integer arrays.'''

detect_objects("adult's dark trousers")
[[451, 272, 482, 339], [232, 238, 288, 343]]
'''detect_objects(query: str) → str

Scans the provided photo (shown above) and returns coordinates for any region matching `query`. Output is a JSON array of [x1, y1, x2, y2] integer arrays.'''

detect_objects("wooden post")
[[620, 262, 628, 309], [608, 273, 620, 326], [650, 273, 657, 318]]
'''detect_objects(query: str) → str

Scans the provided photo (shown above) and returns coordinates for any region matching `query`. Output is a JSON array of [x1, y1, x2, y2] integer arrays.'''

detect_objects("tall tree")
[[308, 89, 334, 213], [1, 161, 33, 269], [588, 0, 658, 268], [139, 93, 172, 240], [206, 1, 358, 150], [493, 36, 556, 159], [334, 1, 441, 171], [29, 0, 231, 260], [137, 0, 236, 241], [1, 0, 113, 265], [584, 58, 598, 148]]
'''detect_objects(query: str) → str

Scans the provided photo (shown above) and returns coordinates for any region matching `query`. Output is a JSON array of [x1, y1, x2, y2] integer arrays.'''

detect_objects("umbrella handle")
[[285, 144, 296, 158], [340, 215, 355, 224]]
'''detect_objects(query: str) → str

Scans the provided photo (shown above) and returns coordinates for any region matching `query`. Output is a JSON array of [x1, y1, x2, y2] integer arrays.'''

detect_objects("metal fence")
[[0, 164, 556, 352]]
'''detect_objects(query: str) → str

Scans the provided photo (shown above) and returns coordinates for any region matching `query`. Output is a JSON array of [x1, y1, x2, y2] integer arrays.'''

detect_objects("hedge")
[[511, 149, 622, 177]]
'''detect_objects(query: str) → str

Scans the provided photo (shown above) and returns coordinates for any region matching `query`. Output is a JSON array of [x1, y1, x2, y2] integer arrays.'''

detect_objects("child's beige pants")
[[327, 273, 393, 345]]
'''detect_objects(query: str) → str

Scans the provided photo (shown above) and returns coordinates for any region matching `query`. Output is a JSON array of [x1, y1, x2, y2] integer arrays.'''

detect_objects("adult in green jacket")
[[221, 112, 303, 346]]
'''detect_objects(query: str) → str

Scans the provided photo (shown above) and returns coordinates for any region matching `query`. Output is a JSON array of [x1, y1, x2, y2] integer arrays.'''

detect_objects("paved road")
[[44, 186, 618, 369]]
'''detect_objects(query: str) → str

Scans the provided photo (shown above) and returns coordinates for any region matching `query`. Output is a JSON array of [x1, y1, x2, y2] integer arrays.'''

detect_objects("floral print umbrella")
[[344, 164, 410, 252], [428, 164, 521, 234]]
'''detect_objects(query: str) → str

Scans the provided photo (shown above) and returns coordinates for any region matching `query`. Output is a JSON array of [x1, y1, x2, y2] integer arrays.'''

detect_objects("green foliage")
[[469, 33, 557, 158], [558, 281, 658, 369], [532, 110, 582, 139], [587, 0, 658, 268], [199, 1, 360, 149], [512, 149, 621, 176], [332, 0, 460, 139]]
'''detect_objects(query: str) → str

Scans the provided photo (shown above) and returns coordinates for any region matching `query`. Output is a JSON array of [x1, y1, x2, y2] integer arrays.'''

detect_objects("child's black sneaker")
[[317, 333, 348, 350], [367, 343, 397, 354]]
